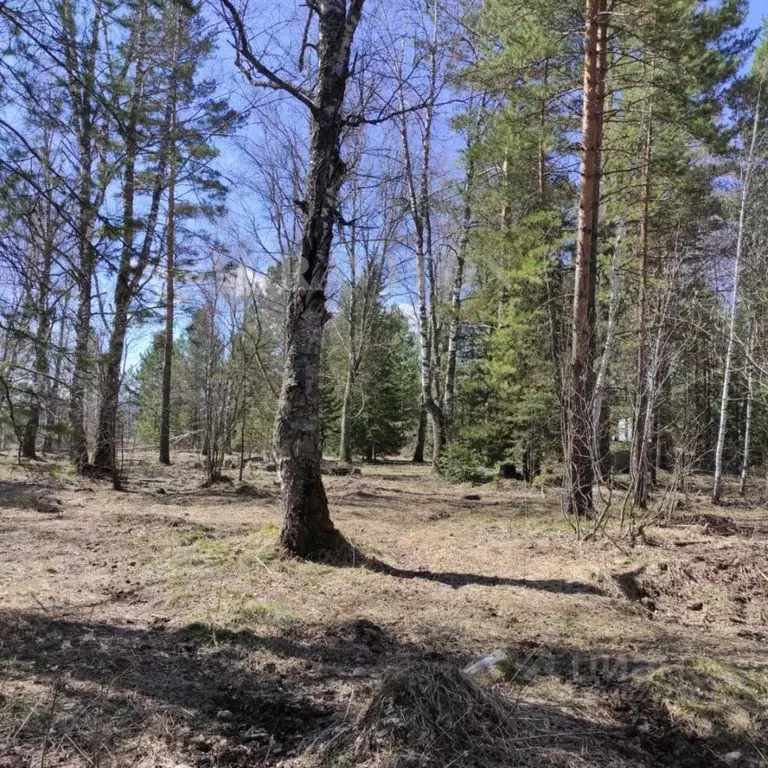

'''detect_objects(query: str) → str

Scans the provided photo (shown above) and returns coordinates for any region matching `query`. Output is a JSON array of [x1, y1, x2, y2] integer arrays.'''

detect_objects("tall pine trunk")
[[94, 7, 176, 477], [565, 0, 608, 517], [159, 68, 178, 466], [93, 36, 145, 475], [69, 137, 97, 471], [61, 0, 111, 473], [69, 220, 94, 471]]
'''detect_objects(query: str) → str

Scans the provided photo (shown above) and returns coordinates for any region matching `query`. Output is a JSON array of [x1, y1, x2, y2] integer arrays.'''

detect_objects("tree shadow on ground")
[[500, 636, 766, 766], [0, 610, 439, 767], [0, 480, 51, 511], [0, 611, 735, 768], [361, 556, 607, 594], [333, 485, 558, 522], [138, 483, 280, 508]]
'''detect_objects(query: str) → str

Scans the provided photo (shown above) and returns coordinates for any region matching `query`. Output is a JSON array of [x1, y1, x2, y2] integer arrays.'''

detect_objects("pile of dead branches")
[[324, 662, 634, 768]]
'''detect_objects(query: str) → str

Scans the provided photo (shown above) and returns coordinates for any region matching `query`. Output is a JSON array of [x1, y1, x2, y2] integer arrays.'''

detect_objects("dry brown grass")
[[323, 663, 650, 768], [0, 452, 765, 767]]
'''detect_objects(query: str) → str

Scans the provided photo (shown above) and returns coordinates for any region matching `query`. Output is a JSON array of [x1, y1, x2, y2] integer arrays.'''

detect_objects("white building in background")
[[616, 418, 633, 444]]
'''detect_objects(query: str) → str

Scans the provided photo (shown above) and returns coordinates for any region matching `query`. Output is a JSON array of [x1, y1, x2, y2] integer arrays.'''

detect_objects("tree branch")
[[219, 0, 318, 115]]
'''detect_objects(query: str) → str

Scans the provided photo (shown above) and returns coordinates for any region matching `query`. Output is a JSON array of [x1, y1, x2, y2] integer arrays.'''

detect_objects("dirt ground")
[[0, 453, 766, 767]]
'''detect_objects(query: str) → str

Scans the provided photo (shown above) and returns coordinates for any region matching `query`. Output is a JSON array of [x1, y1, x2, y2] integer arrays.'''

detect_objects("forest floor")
[[0, 452, 766, 767]]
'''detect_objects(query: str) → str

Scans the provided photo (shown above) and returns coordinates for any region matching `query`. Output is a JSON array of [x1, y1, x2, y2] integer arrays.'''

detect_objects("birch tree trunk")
[[272, 1, 363, 556], [713, 87, 761, 503], [566, 0, 609, 517], [220, 0, 364, 556], [740, 317, 756, 494], [591, 209, 625, 470], [43, 297, 69, 454], [401, 129, 444, 463], [443, 150, 474, 435], [398, 8, 445, 466], [338, 365, 354, 464], [22, 189, 56, 459], [337, 220, 358, 465], [631, 81, 654, 508]]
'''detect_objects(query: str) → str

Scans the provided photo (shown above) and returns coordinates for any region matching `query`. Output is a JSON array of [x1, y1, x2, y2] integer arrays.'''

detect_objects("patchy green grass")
[[221, 587, 297, 628], [183, 621, 242, 647], [226, 597, 297, 628], [178, 524, 215, 547], [166, 568, 190, 587], [191, 599, 297, 631], [643, 657, 768, 744]]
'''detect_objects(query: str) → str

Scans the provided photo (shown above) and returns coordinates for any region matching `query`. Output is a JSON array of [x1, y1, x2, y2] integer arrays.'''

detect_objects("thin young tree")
[[159, 54, 178, 466], [712, 79, 762, 503], [335, 159, 400, 464], [94, 2, 232, 477], [397, 10, 446, 466]]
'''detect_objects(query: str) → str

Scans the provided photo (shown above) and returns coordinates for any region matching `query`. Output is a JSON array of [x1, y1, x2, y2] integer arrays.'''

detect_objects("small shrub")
[[437, 443, 486, 484]]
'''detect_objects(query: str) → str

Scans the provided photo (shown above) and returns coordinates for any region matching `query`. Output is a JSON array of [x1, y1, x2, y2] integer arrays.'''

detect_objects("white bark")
[[398, 11, 444, 464], [740, 317, 756, 494], [591, 209, 626, 452], [713, 88, 761, 503]]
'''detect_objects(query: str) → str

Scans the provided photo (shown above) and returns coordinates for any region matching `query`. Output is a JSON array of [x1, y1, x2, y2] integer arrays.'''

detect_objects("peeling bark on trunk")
[[262, 0, 364, 558], [276, 290, 337, 555]]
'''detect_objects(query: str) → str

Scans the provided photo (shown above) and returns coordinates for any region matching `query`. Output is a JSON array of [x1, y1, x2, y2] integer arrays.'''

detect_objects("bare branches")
[[219, 0, 318, 114], [298, 3, 316, 72]]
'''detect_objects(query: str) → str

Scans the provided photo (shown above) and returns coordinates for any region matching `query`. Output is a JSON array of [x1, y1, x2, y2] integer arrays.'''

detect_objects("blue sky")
[[121, 0, 768, 372], [750, 0, 767, 31]]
